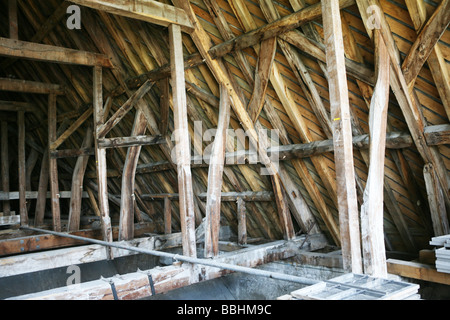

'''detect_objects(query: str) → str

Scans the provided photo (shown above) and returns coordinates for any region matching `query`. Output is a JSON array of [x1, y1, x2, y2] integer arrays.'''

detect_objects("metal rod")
[[21, 226, 319, 286]]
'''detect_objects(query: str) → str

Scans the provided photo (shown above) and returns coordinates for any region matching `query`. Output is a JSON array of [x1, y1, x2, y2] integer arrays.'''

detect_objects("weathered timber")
[[48, 94, 61, 232], [69, 0, 194, 33], [1, 121, 10, 216], [360, 32, 390, 278], [204, 85, 231, 257], [0, 101, 34, 113], [97, 135, 165, 149], [8, 0, 18, 40], [0, 37, 112, 67], [67, 125, 94, 232], [0, 78, 63, 95], [208, 0, 355, 60], [424, 124, 450, 146], [170, 23, 197, 258], [323, 0, 362, 274]]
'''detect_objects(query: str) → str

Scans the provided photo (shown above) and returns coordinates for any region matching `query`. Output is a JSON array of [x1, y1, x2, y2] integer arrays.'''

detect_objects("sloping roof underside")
[[0, 0, 449, 254]]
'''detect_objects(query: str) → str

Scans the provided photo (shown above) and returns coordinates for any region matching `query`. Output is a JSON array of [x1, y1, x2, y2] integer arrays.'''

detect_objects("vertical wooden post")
[[119, 109, 147, 241], [204, 84, 231, 257], [18, 111, 27, 226], [164, 196, 172, 234], [159, 78, 170, 136], [48, 94, 61, 232], [424, 163, 450, 236], [322, 0, 362, 274], [93, 66, 113, 259], [237, 197, 247, 245], [1, 121, 10, 216], [8, 0, 18, 40], [360, 32, 390, 278], [169, 23, 197, 258], [68, 125, 93, 232], [34, 149, 49, 226]]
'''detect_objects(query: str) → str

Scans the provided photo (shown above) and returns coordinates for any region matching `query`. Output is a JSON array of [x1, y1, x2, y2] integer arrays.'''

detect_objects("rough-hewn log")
[[323, 0, 362, 274], [170, 23, 197, 258], [67, 125, 94, 232], [424, 124, 450, 146], [92, 66, 113, 260], [97, 135, 165, 149], [360, 32, 390, 278], [119, 109, 147, 241], [48, 94, 61, 232], [204, 85, 231, 257]]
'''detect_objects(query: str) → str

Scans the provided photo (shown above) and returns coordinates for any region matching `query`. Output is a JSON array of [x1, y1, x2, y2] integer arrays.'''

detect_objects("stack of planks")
[[430, 235, 450, 274], [277, 273, 420, 300]]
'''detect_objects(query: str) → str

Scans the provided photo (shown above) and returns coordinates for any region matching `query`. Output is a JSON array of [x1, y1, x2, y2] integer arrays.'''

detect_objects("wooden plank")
[[247, 37, 277, 122], [97, 134, 165, 149], [48, 94, 61, 232], [402, 0, 450, 89], [17, 111, 27, 226], [423, 163, 450, 236], [69, 0, 193, 33], [0, 37, 113, 67], [208, 0, 355, 60], [322, 0, 362, 274], [119, 109, 147, 241], [67, 125, 94, 232], [169, 23, 197, 258], [92, 66, 113, 260], [204, 85, 231, 257], [97, 80, 154, 139], [360, 32, 390, 278], [1, 121, 10, 216], [0, 78, 63, 94], [424, 124, 450, 146], [387, 258, 450, 285]]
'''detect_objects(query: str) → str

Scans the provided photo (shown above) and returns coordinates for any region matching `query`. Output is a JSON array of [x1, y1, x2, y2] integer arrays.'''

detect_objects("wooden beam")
[[49, 108, 93, 151], [248, 37, 277, 122], [119, 109, 147, 241], [0, 78, 63, 95], [159, 78, 170, 135], [97, 80, 154, 139], [0, 101, 34, 113], [69, 0, 194, 33], [360, 32, 390, 278], [0, 37, 112, 67], [1, 121, 10, 216], [322, 0, 362, 274], [17, 111, 27, 226], [424, 124, 450, 146], [423, 163, 450, 236], [237, 197, 247, 245], [48, 94, 61, 232], [402, 0, 450, 89], [169, 23, 197, 258], [164, 197, 172, 235], [97, 135, 165, 149], [204, 85, 231, 257], [67, 125, 94, 232], [50, 147, 94, 159], [34, 150, 49, 226], [92, 66, 113, 260], [8, 0, 18, 40], [356, 0, 450, 210], [208, 0, 355, 60], [387, 259, 450, 286]]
